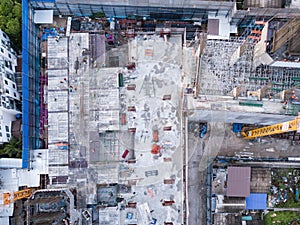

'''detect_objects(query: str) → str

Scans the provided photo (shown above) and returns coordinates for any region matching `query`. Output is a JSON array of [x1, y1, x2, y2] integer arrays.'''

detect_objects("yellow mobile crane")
[[241, 117, 299, 139], [2, 188, 35, 205]]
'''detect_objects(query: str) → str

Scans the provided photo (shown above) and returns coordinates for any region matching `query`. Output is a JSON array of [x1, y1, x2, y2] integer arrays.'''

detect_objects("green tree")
[[0, 0, 13, 16], [0, 0, 22, 52], [0, 137, 22, 158]]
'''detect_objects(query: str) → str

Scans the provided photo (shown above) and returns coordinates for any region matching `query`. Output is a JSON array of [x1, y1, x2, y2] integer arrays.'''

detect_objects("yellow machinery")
[[241, 117, 299, 139], [3, 188, 34, 205]]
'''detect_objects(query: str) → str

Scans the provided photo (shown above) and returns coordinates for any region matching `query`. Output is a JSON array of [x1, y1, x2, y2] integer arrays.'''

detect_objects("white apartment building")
[[0, 30, 21, 144]]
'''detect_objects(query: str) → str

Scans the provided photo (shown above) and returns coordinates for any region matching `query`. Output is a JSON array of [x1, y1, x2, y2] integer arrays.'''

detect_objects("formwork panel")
[[48, 112, 68, 143]]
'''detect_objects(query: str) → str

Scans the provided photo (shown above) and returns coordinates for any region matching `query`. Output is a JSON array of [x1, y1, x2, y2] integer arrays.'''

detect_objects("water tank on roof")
[[244, 0, 283, 8]]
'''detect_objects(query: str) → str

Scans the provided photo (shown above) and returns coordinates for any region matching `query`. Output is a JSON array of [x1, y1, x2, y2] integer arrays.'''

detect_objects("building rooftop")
[[227, 166, 251, 197], [250, 168, 271, 193], [246, 193, 267, 210]]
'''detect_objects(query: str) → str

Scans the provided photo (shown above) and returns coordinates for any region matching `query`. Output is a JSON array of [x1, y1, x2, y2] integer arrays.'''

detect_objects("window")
[[12, 84, 15, 89], [6, 72, 13, 80], [8, 53, 11, 59], [5, 126, 9, 132], [5, 89, 9, 94], [13, 92, 16, 97], [0, 48, 3, 53], [4, 80, 8, 85], [6, 133, 10, 138], [0, 133, 2, 137]]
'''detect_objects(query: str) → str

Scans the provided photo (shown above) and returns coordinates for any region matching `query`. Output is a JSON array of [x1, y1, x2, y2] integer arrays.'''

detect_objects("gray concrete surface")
[[44, 20, 300, 225], [116, 35, 185, 224], [46, 31, 189, 224]]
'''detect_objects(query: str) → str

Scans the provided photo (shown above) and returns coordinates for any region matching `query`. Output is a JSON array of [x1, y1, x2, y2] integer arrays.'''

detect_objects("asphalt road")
[[187, 130, 206, 225]]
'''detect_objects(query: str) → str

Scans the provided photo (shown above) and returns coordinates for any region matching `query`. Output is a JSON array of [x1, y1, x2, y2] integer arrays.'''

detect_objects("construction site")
[[0, 0, 300, 225]]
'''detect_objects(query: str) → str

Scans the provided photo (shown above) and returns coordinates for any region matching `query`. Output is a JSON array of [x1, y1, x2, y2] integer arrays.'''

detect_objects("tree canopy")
[[0, 0, 22, 52], [0, 137, 22, 158]]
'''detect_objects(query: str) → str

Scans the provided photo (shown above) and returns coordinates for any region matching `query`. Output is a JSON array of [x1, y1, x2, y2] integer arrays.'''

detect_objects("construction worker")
[[290, 92, 299, 102], [283, 100, 288, 114]]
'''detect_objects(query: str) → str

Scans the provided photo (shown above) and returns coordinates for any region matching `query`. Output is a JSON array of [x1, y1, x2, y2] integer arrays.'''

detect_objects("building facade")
[[0, 30, 21, 144]]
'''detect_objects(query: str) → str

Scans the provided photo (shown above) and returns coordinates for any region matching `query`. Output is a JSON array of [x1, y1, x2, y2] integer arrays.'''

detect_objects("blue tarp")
[[232, 123, 242, 133], [41, 28, 58, 41], [246, 193, 267, 210]]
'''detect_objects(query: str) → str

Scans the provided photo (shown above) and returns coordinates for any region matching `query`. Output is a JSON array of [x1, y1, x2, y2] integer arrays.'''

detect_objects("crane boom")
[[242, 118, 298, 139], [3, 189, 34, 205]]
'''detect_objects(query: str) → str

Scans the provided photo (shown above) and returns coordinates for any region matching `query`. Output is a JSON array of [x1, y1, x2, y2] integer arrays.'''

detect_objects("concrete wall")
[[0, 108, 18, 143], [253, 22, 274, 67], [207, 13, 231, 39]]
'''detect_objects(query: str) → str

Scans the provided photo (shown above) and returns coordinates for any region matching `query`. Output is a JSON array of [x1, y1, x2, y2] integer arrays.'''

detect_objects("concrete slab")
[[116, 36, 184, 225], [45, 26, 187, 223]]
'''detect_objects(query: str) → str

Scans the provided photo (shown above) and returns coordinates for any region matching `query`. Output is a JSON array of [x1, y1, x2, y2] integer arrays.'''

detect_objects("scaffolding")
[[199, 38, 251, 96], [22, 0, 41, 168], [199, 38, 300, 97]]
